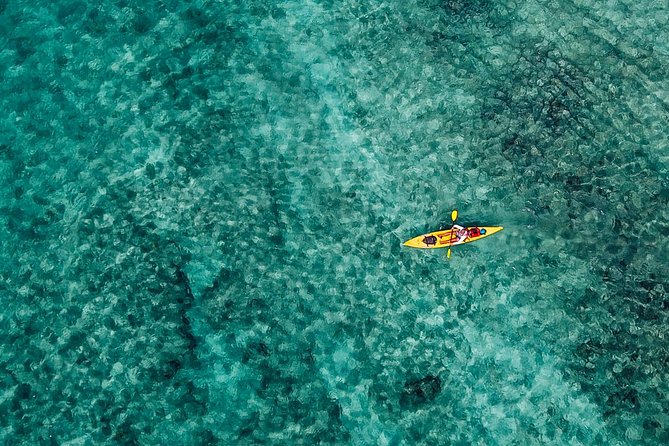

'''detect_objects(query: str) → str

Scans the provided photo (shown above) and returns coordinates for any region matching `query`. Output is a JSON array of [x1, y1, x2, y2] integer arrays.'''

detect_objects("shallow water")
[[1, 0, 668, 444]]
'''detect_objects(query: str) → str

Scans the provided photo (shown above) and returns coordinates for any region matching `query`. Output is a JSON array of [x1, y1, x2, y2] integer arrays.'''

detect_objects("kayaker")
[[452, 225, 469, 244]]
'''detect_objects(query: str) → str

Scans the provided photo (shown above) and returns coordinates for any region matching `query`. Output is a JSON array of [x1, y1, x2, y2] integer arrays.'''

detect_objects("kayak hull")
[[403, 226, 503, 249]]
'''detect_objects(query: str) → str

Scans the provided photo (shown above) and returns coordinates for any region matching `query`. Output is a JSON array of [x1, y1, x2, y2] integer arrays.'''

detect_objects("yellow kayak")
[[403, 226, 504, 249]]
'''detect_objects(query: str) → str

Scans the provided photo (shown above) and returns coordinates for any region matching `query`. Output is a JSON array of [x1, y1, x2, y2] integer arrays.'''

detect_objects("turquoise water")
[[2, 0, 668, 444]]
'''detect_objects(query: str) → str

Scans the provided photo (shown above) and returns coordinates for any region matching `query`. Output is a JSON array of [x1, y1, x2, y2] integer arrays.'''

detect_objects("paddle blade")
[[451, 210, 458, 222], [447, 248, 452, 259]]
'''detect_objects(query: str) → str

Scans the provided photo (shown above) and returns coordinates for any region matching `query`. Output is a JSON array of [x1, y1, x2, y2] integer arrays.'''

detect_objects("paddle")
[[447, 209, 458, 259]]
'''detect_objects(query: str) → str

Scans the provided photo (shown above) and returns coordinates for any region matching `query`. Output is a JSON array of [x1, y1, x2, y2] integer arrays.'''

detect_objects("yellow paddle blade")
[[447, 248, 452, 259], [451, 210, 458, 221]]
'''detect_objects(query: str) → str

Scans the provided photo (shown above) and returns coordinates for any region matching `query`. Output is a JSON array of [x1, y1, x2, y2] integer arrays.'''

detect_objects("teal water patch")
[[2, 0, 668, 444]]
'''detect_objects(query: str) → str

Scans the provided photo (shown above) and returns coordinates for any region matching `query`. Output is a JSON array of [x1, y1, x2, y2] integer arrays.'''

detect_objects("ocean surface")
[[1, 0, 668, 444]]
